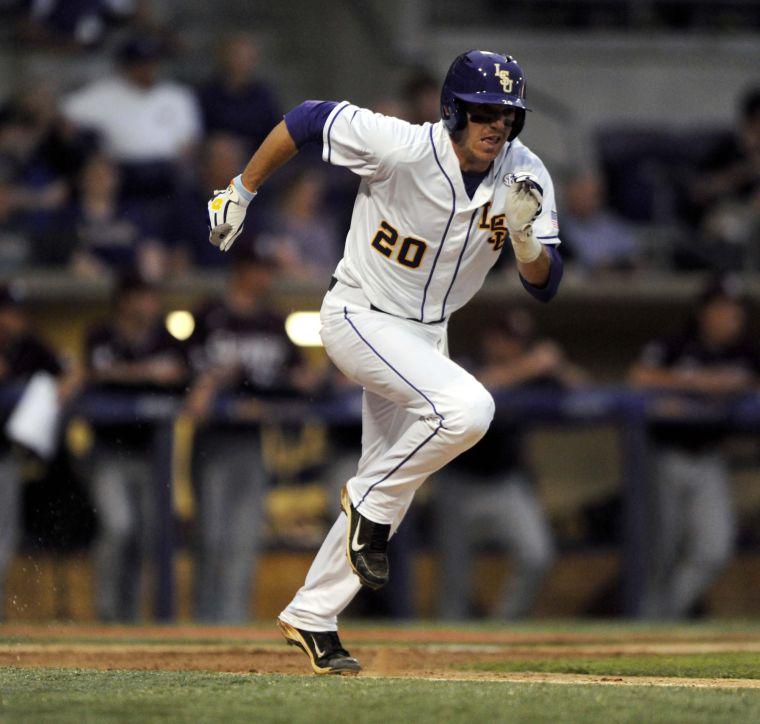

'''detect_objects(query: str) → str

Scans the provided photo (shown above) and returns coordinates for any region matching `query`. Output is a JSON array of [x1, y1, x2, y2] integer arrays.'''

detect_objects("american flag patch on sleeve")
[[550, 210, 559, 230]]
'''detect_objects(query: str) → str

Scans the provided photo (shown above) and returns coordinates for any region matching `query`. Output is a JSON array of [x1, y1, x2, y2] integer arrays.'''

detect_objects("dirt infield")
[[1, 624, 759, 689]]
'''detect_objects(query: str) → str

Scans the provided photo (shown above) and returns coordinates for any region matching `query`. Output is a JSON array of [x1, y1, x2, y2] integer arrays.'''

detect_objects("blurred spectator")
[[197, 33, 281, 155], [61, 154, 170, 280], [629, 277, 759, 618], [186, 249, 320, 622], [19, 0, 137, 50], [10, 82, 91, 183], [0, 83, 90, 269], [400, 68, 440, 125], [62, 35, 201, 198], [559, 168, 642, 273], [258, 167, 340, 281], [690, 87, 760, 270], [84, 273, 188, 621], [0, 285, 65, 619], [434, 311, 585, 619]]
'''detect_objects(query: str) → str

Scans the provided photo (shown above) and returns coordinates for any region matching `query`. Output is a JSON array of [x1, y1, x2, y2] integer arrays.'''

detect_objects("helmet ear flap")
[[507, 108, 526, 141], [452, 98, 468, 132], [441, 96, 468, 134]]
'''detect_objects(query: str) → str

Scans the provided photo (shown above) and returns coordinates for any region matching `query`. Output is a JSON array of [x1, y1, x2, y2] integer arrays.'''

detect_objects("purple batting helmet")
[[440, 50, 529, 140]]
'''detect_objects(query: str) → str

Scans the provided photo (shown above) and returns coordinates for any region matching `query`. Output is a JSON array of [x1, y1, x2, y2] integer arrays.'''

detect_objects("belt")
[[328, 276, 445, 325]]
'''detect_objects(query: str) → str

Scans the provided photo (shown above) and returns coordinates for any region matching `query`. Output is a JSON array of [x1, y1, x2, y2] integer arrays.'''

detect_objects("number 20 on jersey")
[[371, 221, 427, 269]]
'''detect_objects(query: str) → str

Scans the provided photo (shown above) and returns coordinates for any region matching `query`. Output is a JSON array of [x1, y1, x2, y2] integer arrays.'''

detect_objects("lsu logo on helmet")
[[493, 64, 513, 93]]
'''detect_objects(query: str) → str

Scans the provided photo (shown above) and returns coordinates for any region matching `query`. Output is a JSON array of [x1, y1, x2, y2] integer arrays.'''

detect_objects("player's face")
[[453, 104, 515, 171]]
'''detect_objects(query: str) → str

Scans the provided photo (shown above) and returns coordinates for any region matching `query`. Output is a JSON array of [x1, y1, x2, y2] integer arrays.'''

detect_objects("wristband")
[[232, 174, 256, 204], [510, 225, 542, 263]]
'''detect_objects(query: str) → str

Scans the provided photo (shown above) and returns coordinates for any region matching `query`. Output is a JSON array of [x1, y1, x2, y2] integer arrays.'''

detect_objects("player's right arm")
[[208, 100, 415, 250], [207, 120, 298, 250], [208, 100, 337, 250]]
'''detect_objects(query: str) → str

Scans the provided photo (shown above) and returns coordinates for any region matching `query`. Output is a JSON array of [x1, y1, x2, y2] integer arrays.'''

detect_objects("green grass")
[[0, 668, 758, 724], [471, 652, 760, 679]]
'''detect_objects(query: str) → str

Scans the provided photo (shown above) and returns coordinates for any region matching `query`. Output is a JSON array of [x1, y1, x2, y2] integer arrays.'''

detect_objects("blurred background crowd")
[[0, 0, 758, 623]]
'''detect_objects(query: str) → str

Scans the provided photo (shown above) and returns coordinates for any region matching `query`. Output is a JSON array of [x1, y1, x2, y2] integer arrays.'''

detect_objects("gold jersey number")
[[371, 221, 427, 269]]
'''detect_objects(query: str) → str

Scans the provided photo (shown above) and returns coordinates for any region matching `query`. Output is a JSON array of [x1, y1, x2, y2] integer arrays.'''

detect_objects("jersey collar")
[[435, 122, 508, 211]]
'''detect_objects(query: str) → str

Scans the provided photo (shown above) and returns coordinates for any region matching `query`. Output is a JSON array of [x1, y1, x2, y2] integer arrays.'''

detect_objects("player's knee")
[[444, 383, 494, 445]]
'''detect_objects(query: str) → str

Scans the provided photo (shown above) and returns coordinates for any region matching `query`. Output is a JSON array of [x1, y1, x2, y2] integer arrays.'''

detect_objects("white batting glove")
[[207, 175, 256, 252], [505, 171, 543, 263]]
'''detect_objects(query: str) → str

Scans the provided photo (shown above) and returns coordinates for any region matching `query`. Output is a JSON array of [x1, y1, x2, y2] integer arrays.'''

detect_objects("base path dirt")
[[1, 624, 759, 689]]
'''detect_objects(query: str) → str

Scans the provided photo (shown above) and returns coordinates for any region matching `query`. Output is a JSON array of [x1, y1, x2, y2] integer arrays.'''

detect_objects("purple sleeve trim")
[[284, 100, 339, 148], [519, 244, 563, 303]]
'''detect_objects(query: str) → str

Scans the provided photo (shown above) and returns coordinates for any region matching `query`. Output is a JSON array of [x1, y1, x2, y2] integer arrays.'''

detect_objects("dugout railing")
[[2, 384, 759, 619]]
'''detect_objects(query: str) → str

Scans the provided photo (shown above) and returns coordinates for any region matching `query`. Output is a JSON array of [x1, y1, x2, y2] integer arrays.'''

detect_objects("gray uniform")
[[88, 447, 154, 620], [636, 332, 757, 618], [433, 413, 554, 619], [643, 448, 734, 618], [85, 321, 187, 621], [193, 430, 266, 622], [189, 299, 302, 622]]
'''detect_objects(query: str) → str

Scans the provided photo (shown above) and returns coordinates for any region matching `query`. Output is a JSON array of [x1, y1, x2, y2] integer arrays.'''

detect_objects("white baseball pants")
[[280, 280, 494, 631]]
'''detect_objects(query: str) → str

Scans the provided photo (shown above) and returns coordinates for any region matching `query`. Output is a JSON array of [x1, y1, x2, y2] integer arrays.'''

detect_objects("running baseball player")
[[207, 50, 564, 675]]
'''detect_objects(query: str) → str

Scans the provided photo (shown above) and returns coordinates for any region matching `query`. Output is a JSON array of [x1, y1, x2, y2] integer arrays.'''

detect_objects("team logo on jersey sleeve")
[[494, 64, 513, 94]]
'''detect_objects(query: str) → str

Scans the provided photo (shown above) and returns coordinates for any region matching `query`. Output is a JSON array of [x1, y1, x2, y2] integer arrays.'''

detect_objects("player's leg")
[[216, 431, 267, 622], [641, 447, 688, 618], [488, 474, 554, 619], [280, 390, 416, 632], [280, 321, 490, 629], [118, 457, 153, 621], [89, 447, 137, 621], [325, 300, 493, 596], [193, 432, 232, 621], [670, 451, 734, 617], [279, 287, 493, 664], [320, 297, 494, 526]]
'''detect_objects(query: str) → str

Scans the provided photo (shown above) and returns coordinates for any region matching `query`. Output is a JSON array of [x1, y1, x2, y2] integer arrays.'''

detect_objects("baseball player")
[[207, 50, 563, 674]]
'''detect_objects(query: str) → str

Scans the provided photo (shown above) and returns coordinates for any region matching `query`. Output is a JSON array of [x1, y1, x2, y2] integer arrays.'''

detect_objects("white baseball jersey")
[[323, 101, 561, 323]]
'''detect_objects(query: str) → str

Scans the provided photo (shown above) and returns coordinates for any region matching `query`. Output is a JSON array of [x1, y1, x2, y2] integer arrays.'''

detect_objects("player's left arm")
[[518, 245, 563, 303], [505, 167, 563, 302]]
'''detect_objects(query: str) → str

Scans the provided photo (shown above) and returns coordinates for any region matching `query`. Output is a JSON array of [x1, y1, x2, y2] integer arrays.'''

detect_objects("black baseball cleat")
[[340, 485, 390, 590], [277, 619, 361, 676]]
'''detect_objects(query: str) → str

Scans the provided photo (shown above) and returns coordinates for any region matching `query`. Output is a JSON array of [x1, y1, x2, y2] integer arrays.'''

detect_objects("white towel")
[[5, 371, 61, 459]]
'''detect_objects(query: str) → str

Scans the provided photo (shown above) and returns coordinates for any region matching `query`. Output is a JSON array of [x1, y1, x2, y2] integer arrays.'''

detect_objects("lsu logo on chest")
[[479, 202, 509, 251]]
